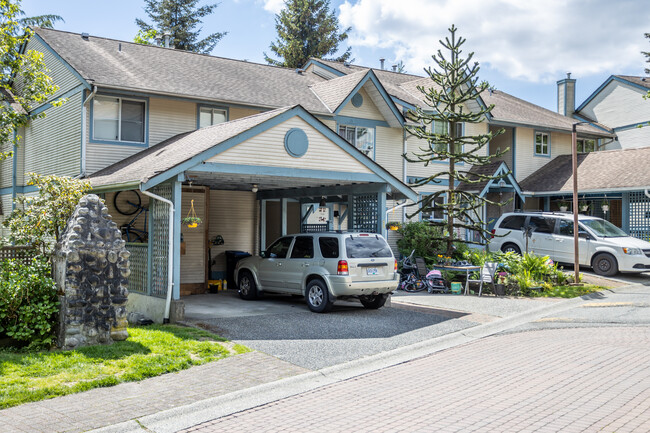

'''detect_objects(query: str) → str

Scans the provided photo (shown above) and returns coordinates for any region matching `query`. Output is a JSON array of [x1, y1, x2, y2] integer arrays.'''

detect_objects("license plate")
[[366, 267, 378, 275]]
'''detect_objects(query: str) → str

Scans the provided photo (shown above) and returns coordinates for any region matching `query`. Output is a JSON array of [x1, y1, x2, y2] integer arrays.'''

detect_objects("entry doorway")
[[180, 186, 209, 296]]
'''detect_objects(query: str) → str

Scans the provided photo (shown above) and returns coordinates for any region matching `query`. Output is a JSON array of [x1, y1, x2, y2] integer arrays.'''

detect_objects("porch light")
[[319, 196, 326, 209], [251, 184, 258, 193]]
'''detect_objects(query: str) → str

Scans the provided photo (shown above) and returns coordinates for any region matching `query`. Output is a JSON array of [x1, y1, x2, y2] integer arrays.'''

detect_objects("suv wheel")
[[359, 294, 388, 310], [501, 243, 521, 255], [238, 271, 258, 300], [305, 279, 333, 313], [592, 253, 618, 277]]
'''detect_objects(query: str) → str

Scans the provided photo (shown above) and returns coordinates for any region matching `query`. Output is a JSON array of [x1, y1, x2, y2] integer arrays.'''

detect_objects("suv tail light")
[[394, 259, 398, 272], [490, 229, 496, 239], [337, 260, 349, 275]]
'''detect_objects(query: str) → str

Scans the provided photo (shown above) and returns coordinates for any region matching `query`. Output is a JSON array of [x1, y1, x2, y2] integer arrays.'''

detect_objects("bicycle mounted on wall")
[[113, 190, 149, 243]]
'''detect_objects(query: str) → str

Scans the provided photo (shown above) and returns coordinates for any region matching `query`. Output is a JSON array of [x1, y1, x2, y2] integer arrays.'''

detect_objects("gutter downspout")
[[81, 85, 97, 177], [386, 200, 408, 220], [140, 187, 175, 324]]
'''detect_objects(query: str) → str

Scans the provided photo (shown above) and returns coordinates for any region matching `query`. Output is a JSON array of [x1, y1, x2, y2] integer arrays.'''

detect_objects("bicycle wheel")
[[114, 190, 141, 215], [403, 278, 426, 293]]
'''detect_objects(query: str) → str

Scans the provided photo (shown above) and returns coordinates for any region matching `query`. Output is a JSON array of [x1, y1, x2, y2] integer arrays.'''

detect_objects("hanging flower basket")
[[579, 201, 589, 212], [182, 200, 202, 228], [601, 199, 610, 213], [558, 200, 569, 212], [386, 222, 401, 231]]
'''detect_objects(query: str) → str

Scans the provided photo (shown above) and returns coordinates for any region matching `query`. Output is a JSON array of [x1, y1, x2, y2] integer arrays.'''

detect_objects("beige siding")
[[24, 92, 82, 177], [15, 128, 25, 186], [338, 88, 384, 120], [207, 117, 374, 174], [320, 119, 337, 132], [582, 81, 650, 128], [515, 128, 573, 182], [149, 98, 196, 146], [181, 190, 207, 284], [208, 190, 257, 277], [86, 144, 145, 176], [230, 107, 260, 120], [0, 143, 12, 188], [15, 38, 82, 99], [375, 126, 404, 181]]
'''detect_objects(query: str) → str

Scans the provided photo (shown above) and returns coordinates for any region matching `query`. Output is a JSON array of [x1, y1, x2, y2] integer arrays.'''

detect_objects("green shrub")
[[396, 222, 446, 263], [0, 258, 59, 348]]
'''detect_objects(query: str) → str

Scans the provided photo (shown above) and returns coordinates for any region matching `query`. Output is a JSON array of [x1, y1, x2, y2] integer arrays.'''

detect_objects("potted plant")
[[386, 221, 401, 231], [495, 272, 508, 296], [579, 201, 589, 212], [601, 199, 609, 212], [558, 200, 569, 212], [182, 216, 202, 228]]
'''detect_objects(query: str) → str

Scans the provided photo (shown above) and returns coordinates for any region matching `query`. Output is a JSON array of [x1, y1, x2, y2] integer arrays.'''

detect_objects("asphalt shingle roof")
[[89, 106, 293, 187], [519, 147, 650, 193], [457, 161, 509, 193], [310, 71, 368, 112], [615, 75, 650, 89]]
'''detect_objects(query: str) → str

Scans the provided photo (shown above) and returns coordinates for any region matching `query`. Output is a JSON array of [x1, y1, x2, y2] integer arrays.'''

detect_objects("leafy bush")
[[396, 222, 446, 263], [0, 258, 59, 348]]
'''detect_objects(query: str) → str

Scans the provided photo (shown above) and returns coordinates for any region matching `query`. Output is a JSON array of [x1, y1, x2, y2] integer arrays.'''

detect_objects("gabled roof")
[[32, 28, 330, 114], [310, 70, 368, 112], [481, 90, 611, 137], [575, 75, 650, 113], [519, 147, 650, 194], [457, 160, 524, 201]]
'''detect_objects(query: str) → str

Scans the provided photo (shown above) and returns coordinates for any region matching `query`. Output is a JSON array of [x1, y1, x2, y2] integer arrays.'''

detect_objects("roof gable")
[[576, 75, 650, 113]]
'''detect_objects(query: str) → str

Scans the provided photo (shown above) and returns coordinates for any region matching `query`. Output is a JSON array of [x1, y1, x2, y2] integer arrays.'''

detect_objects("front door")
[[258, 236, 293, 290], [527, 216, 556, 257]]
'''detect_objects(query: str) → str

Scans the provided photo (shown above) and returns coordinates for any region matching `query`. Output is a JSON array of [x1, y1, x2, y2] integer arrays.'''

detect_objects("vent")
[[81, 32, 89, 40]]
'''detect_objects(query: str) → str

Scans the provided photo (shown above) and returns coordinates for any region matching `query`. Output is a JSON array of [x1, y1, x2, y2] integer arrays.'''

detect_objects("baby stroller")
[[415, 257, 448, 294]]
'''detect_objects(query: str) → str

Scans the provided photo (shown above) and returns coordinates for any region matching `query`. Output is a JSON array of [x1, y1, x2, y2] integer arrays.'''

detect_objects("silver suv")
[[234, 232, 399, 313]]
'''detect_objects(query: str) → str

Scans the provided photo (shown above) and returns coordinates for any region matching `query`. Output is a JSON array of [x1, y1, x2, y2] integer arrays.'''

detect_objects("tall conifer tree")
[[136, 0, 226, 54], [265, 0, 351, 68], [405, 25, 508, 255]]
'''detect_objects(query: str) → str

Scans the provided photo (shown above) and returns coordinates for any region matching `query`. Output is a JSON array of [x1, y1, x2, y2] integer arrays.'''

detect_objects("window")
[[535, 132, 549, 156], [558, 220, 574, 237], [319, 237, 339, 258], [199, 107, 227, 128], [345, 235, 392, 258], [266, 237, 293, 258], [421, 194, 445, 221], [290, 236, 314, 259], [432, 121, 463, 154], [93, 96, 145, 143], [499, 215, 526, 230], [577, 138, 596, 153], [338, 125, 374, 157], [528, 216, 556, 234]]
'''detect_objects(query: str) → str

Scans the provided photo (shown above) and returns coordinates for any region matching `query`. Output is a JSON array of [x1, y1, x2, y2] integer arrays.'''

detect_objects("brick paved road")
[[183, 327, 650, 433]]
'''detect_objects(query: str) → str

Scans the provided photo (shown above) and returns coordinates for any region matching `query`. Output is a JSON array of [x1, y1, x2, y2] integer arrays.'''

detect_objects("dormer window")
[[338, 125, 375, 158]]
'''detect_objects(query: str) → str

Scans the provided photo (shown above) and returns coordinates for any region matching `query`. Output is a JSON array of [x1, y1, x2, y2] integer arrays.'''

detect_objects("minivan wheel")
[[501, 243, 521, 255], [359, 294, 388, 310], [305, 279, 333, 313], [238, 271, 258, 300], [592, 253, 618, 277]]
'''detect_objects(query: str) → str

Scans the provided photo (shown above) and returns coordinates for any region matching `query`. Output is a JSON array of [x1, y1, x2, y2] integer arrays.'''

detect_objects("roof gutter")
[[81, 85, 98, 177], [90, 181, 141, 194], [523, 186, 649, 196], [139, 186, 175, 324]]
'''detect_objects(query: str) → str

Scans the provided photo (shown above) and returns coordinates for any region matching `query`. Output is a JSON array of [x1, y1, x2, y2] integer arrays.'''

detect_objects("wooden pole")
[[571, 123, 580, 284]]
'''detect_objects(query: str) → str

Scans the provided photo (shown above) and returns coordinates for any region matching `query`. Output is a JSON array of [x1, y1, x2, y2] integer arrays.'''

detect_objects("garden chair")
[[467, 262, 498, 296], [414, 257, 429, 279]]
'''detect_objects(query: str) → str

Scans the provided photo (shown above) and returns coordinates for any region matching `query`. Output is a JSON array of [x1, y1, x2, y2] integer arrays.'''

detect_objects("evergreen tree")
[[0, 0, 61, 161], [136, 0, 226, 54], [643, 32, 649, 74], [264, 0, 351, 68], [404, 25, 507, 256]]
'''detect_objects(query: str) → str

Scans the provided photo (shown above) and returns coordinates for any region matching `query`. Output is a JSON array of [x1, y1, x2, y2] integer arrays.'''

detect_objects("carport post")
[[281, 198, 288, 236], [260, 199, 267, 250], [377, 191, 387, 236]]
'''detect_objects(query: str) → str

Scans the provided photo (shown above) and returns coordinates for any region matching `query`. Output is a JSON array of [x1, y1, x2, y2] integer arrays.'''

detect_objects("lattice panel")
[[126, 243, 148, 294], [151, 184, 172, 298], [352, 194, 378, 233], [629, 191, 650, 242]]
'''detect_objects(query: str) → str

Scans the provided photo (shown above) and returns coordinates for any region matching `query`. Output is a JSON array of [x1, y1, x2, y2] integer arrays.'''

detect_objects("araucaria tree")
[[136, 0, 226, 54], [265, 0, 351, 68], [0, 0, 61, 161], [405, 25, 507, 256]]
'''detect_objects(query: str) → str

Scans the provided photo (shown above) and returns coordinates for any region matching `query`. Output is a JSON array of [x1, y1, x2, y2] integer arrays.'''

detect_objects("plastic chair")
[[414, 257, 429, 279], [467, 262, 498, 296]]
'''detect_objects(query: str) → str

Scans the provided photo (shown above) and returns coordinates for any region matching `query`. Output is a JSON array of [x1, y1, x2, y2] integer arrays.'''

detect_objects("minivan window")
[[266, 237, 293, 258], [319, 237, 339, 258], [499, 215, 526, 230], [528, 216, 555, 234], [581, 219, 628, 238], [290, 236, 314, 259], [558, 220, 573, 236], [345, 236, 392, 258]]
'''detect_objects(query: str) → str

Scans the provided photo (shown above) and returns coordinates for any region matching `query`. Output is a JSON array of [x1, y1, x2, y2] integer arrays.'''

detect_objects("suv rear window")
[[499, 215, 526, 230], [345, 236, 392, 258], [318, 237, 339, 258]]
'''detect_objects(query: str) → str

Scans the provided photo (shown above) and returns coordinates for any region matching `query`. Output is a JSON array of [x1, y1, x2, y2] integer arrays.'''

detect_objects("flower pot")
[[579, 206, 589, 212], [601, 205, 609, 212], [187, 223, 198, 228], [559, 206, 568, 212], [495, 284, 506, 296]]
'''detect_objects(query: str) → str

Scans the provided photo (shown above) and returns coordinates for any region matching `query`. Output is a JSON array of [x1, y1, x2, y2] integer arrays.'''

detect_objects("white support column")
[[378, 191, 387, 237], [281, 198, 288, 236], [260, 199, 267, 250]]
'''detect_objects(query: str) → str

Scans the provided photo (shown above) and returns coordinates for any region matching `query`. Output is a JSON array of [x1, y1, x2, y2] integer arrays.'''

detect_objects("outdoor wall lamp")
[[251, 184, 258, 193]]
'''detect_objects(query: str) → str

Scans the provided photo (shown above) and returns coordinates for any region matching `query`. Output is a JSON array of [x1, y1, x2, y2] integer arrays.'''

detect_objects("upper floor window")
[[577, 138, 596, 153], [93, 95, 145, 143], [199, 107, 227, 128], [432, 120, 463, 154], [421, 194, 446, 221], [535, 132, 550, 156], [338, 125, 374, 157]]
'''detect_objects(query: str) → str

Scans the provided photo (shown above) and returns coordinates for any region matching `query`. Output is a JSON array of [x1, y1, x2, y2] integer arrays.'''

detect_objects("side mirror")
[[578, 231, 590, 240]]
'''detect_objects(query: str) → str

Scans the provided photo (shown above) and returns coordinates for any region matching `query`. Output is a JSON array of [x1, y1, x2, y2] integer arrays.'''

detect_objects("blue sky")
[[21, 0, 649, 113]]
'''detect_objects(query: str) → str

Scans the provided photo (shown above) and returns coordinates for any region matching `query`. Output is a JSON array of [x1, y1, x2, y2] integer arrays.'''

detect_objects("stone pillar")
[[55, 194, 130, 350]]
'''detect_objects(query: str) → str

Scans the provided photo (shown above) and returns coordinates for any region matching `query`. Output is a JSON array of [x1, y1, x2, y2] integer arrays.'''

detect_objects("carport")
[[89, 105, 417, 322]]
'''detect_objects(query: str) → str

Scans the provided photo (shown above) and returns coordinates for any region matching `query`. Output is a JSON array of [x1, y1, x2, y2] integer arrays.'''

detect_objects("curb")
[[89, 285, 627, 433]]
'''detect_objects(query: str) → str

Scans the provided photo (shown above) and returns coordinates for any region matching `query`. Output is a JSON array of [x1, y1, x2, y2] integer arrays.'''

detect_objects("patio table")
[[431, 264, 482, 295]]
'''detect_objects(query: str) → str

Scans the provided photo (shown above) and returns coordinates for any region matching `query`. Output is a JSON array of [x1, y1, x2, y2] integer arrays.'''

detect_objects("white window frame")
[[431, 120, 464, 156], [92, 95, 147, 144], [338, 124, 375, 159], [577, 138, 596, 153], [198, 106, 228, 128], [534, 131, 550, 156], [421, 193, 446, 221]]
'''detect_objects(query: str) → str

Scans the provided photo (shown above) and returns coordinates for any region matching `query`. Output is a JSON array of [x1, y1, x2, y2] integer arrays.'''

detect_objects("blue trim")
[[333, 70, 405, 126], [335, 121, 376, 160], [533, 130, 551, 158], [613, 121, 650, 132], [196, 104, 229, 130], [475, 94, 493, 121], [90, 92, 149, 147], [407, 176, 458, 187], [391, 97, 417, 112], [417, 192, 446, 222], [172, 180, 182, 300], [142, 106, 417, 201], [377, 191, 386, 236], [479, 162, 525, 202], [512, 127, 517, 178], [193, 162, 382, 183], [11, 130, 17, 210], [29, 32, 91, 90], [334, 115, 389, 129], [260, 200, 267, 249], [302, 59, 345, 77], [571, 114, 613, 134], [30, 83, 86, 115], [0, 185, 38, 195]]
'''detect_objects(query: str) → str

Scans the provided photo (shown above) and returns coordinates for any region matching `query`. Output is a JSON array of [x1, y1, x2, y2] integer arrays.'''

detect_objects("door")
[[285, 236, 315, 293], [258, 236, 294, 290], [527, 216, 556, 257], [553, 219, 590, 265]]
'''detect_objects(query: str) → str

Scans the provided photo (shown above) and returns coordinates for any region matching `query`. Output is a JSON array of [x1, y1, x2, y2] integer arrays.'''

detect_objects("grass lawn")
[[0, 325, 249, 409], [532, 284, 606, 298]]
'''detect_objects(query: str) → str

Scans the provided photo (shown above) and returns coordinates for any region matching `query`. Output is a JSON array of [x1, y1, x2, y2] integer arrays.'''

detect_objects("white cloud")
[[262, 0, 285, 14], [338, 0, 648, 83]]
